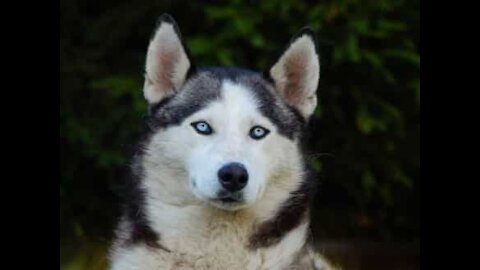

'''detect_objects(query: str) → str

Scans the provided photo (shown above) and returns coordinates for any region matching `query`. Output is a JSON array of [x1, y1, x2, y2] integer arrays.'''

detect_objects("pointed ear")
[[143, 14, 195, 104], [265, 27, 320, 119]]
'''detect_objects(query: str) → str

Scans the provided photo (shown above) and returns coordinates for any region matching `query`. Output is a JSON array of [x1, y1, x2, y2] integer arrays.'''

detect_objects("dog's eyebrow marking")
[[146, 68, 305, 140], [235, 73, 306, 140], [147, 72, 222, 129], [247, 171, 316, 249]]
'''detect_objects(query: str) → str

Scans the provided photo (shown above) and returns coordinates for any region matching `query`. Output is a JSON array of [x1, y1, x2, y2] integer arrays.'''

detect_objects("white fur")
[[186, 81, 274, 208], [143, 80, 302, 211], [270, 35, 320, 118], [111, 221, 315, 270]]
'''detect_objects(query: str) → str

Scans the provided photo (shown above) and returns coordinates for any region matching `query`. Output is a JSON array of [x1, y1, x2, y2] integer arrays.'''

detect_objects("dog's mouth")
[[216, 191, 243, 202], [215, 195, 242, 203], [218, 197, 237, 203], [210, 192, 245, 209]]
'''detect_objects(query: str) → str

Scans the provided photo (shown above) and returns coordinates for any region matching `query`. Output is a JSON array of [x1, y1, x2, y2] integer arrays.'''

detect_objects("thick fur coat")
[[109, 14, 338, 270]]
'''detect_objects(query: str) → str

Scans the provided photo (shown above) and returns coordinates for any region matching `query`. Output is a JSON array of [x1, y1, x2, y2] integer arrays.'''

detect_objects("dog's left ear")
[[265, 27, 320, 119], [143, 14, 195, 105]]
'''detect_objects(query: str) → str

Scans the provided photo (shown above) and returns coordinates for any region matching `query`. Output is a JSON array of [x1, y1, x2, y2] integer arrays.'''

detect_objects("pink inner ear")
[[155, 48, 178, 96], [283, 52, 307, 106]]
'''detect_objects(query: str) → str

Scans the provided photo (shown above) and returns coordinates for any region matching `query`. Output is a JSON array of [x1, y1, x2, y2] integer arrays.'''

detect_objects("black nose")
[[218, 162, 248, 192]]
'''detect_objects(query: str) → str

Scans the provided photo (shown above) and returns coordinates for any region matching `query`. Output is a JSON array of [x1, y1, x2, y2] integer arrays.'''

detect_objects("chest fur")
[[111, 219, 310, 270]]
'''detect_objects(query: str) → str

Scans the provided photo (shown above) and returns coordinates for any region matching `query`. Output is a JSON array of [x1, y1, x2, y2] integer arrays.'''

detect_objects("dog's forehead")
[[150, 67, 304, 139]]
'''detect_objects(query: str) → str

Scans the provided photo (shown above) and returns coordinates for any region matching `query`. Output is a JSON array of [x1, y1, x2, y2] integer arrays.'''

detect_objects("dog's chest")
[[150, 218, 309, 270], [127, 197, 313, 269]]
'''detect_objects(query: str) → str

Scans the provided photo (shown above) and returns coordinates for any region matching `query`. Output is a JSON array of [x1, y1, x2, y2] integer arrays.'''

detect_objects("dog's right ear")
[[143, 14, 195, 105], [264, 27, 320, 120]]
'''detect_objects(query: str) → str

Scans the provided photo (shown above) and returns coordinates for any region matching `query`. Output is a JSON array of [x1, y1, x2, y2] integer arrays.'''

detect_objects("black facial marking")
[[248, 167, 318, 249], [145, 67, 305, 140], [237, 73, 306, 140], [148, 95, 174, 116], [146, 71, 222, 129], [194, 67, 306, 140]]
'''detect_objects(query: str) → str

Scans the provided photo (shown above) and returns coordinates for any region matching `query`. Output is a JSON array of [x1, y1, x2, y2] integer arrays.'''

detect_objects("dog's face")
[[141, 14, 320, 211]]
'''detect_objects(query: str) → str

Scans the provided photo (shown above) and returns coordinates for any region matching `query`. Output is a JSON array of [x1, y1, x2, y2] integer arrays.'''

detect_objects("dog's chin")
[[209, 198, 249, 211]]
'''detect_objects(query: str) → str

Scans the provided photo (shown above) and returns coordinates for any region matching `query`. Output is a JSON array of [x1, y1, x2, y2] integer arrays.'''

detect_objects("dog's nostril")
[[221, 172, 233, 183], [239, 177, 247, 184], [218, 162, 248, 192]]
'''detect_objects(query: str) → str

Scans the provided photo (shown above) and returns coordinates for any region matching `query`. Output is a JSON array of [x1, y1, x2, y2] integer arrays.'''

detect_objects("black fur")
[[146, 70, 222, 129], [205, 67, 306, 139], [248, 166, 319, 249], [242, 75, 306, 139], [118, 129, 168, 251]]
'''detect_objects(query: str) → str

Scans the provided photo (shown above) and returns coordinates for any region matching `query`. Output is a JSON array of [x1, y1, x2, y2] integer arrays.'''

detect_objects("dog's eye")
[[191, 121, 213, 135], [249, 126, 270, 140]]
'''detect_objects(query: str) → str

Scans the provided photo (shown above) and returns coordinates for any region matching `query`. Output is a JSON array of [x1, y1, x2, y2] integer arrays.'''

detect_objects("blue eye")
[[250, 126, 270, 140], [191, 121, 213, 135]]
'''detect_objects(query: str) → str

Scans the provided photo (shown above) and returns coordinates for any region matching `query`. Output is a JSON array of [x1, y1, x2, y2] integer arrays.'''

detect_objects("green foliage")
[[61, 0, 419, 267]]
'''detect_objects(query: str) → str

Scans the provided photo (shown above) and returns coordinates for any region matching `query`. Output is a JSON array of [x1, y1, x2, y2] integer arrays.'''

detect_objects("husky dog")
[[109, 14, 337, 270]]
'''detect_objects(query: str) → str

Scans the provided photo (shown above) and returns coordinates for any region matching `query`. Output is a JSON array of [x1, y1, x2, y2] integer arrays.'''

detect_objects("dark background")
[[60, 0, 419, 269]]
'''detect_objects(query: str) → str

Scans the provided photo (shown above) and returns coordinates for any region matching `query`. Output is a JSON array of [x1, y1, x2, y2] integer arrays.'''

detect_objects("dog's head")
[[141, 14, 320, 211]]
